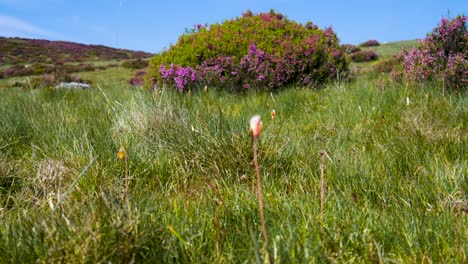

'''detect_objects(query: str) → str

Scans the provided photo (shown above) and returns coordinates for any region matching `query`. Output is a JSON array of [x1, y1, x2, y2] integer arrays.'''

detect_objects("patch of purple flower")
[[128, 69, 147, 86], [402, 15, 467, 89], [360, 40, 380, 47], [159, 64, 198, 92]]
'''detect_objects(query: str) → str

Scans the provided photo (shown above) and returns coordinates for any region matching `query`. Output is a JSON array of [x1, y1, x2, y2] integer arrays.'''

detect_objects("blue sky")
[[0, 0, 466, 53]]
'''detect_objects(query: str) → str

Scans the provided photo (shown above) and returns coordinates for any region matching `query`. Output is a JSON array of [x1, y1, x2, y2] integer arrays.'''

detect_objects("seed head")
[[250, 115, 263, 139]]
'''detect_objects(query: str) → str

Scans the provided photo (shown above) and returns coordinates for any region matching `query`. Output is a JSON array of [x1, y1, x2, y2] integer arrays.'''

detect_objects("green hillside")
[[361, 39, 418, 58]]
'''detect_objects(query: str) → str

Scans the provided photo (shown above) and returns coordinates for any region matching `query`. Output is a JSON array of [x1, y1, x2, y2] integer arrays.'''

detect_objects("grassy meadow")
[[361, 40, 418, 59], [0, 39, 467, 262]]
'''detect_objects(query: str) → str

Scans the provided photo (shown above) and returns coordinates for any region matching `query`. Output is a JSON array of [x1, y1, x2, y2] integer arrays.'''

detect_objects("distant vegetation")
[[339, 44, 361, 54], [121, 58, 149, 69], [359, 39, 380, 47], [0, 37, 152, 79], [349, 50, 379, 62], [0, 37, 151, 65]]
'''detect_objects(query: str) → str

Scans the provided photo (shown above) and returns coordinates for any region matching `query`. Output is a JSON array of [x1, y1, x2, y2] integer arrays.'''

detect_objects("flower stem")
[[320, 151, 326, 223], [253, 138, 270, 261], [125, 154, 130, 213]]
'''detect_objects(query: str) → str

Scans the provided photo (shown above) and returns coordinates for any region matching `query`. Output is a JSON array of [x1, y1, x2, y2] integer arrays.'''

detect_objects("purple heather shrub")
[[128, 69, 147, 86], [403, 48, 438, 80], [305, 21, 318, 30], [360, 40, 380, 47], [444, 53, 468, 89], [128, 77, 144, 86], [402, 15, 467, 89], [148, 10, 349, 91]]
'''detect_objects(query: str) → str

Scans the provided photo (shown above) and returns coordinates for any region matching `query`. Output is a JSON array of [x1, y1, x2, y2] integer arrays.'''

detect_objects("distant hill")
[[360, 39, 418, 59], [0, 37, 152, 66]]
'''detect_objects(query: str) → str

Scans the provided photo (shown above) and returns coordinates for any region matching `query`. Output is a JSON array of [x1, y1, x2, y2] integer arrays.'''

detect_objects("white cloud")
[[0, 14, 65, 39]]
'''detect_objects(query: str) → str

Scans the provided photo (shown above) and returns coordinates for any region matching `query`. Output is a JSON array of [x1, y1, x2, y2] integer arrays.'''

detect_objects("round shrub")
[[360, 40, 380, 47], [21, 75, 55, 89], [147, 10, 349, 91], [128, 69, 147, 86], [121, 58, 149, 69], [340, 44, 361, 54], [350, 50, 379, 62], [444, 54, 468, 89], [3, 65, 35, 77], [402, 15, 467, 90]]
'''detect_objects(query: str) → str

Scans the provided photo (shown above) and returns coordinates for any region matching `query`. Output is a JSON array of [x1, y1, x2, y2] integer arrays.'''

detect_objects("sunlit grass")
[[0, 75, 466, 262]]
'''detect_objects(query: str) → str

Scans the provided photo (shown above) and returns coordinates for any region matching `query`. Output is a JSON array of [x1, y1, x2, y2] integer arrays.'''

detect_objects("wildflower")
[[118, 146, 130, 212], [249, 114, 269, 258], [271, 109, 276, 119], [250, 115, 263, 139], [204, 85, 208, 92], [118, 147, 126, 160]]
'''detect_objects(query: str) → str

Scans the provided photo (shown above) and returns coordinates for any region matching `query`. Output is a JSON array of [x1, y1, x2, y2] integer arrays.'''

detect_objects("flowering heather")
[[445, 53, 468, 89], [148, 10, 349, 91], [402, 15, 467, 89], [360, 40, 380, 47], [0, 36, 152, 66], [159, 64, 198, 92], [128, 70, 147, 86]]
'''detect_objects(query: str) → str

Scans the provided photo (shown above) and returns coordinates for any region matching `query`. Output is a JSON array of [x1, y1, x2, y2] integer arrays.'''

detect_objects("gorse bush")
[[403, 15, 467, 90], [147, 10, 349, 91]]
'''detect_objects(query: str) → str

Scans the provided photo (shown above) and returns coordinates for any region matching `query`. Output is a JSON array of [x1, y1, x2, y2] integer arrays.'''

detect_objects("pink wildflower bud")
[[250, 115, 263, 139]]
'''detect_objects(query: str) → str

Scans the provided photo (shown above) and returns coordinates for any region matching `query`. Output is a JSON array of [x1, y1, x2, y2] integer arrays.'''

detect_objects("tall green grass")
[[0, 77, 466, 262]]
